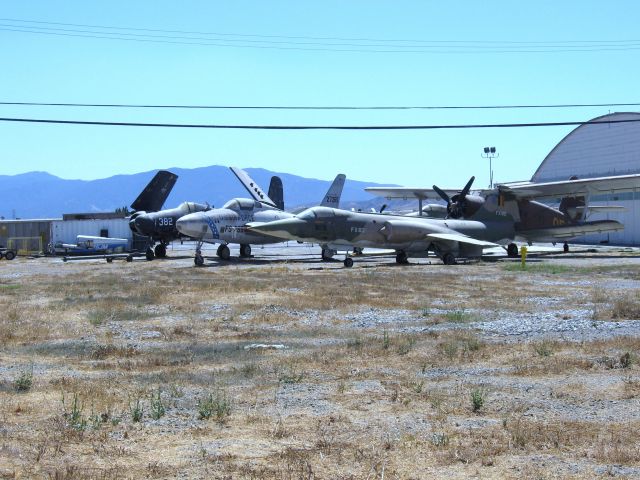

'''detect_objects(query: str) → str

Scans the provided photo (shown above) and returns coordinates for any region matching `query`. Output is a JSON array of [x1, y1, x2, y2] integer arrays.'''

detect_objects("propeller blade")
[[432, 185, 451, 204], [460, 176, 475, 197], [380, 204, 387, 213]]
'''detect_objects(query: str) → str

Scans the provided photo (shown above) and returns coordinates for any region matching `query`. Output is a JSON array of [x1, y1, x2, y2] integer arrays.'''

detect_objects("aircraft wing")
[[230, 167, 278, 208], [497, 174, 640, 200], [364, 187, 458, 200], [517, 220, 624, 240], [426, 232, 499, 247]]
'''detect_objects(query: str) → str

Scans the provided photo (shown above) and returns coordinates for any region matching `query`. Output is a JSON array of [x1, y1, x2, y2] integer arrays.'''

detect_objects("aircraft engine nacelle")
[[129, 211, 145, 233], [379, 220, 431, 243]]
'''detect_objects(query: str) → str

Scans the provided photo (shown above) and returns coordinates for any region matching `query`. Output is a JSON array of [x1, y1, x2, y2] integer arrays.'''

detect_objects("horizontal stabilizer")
[[427, 232, 498, 247]]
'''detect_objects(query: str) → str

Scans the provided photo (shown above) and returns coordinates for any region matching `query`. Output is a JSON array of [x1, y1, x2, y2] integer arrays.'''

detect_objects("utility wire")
[[2, 116, 640, 130], [3, 21, 640, 52], [2, 17, 640, 46], [1, 101, 639, 110]]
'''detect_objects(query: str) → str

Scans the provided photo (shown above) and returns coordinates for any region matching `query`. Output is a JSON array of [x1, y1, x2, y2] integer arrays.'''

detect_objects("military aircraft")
[[246, 174, 632, 267], [175, 168, 346, 266], [129, 169, 285, 260], [128, 169, 209, 260], [365, 174, 639, 256]]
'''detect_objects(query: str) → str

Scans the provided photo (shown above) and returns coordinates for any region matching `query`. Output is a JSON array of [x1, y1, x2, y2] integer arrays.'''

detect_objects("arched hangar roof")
[[532, 112, 640, 183]]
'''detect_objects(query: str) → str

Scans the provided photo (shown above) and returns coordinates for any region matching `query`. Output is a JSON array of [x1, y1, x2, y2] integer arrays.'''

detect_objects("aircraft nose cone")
[[133, 215, 154, 235], [176, 215, 204, 238], [247, 218, 306, 240]]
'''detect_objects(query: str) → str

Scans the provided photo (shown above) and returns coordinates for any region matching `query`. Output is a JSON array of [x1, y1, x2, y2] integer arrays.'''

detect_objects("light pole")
[[481, 147, 499, 189]]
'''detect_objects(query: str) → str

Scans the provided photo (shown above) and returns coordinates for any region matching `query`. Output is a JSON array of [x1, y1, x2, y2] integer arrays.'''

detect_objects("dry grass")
[[1, 256, 640, 478]]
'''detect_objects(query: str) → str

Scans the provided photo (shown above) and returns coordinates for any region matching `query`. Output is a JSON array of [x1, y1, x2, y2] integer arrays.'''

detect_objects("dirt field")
[[2, 246, 640, 479]]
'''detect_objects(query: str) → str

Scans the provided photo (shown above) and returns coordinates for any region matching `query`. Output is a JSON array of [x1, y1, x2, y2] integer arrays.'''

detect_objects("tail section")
[[268, 176, 285, 210], [130, 170, 178, 212], [230, 167, 277, 208], [320, 174, 346, 208]]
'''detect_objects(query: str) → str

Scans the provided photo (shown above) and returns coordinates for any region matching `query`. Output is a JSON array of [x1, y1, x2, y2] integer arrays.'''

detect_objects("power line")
[[1, 101, 639, 110], [1, 116, 640, 130], [3, 20, 640, 53], [2, 17, 639, 46]]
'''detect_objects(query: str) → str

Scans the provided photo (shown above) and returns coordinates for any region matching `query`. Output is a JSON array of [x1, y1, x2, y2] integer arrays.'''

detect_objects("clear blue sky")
[[1, 1, 639, 188]]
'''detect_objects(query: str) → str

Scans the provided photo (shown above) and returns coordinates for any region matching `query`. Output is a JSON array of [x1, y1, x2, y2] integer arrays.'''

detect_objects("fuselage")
[[130, 201, 210, 242], [250, 206, 514, 254], [176, 198, 292, 245]]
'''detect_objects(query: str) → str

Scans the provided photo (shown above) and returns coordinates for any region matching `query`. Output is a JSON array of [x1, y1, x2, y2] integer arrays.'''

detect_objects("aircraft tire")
[[507, 243, 518, 257], [218, 244, 231, 261], [194, 254, 204, 266], [145, 248, 155, 261], [126, 255, 133, 262], [155, 244, 167, 258], [395, 251, 408, 264], [106, 257, 113, 263], [240, 244, 251, 257], [442, 253, 456, 265], [321, 248, 334, 261], [563, 242, 569, 253], [5, 250, 16, 261], [344, 257, 354, 268]]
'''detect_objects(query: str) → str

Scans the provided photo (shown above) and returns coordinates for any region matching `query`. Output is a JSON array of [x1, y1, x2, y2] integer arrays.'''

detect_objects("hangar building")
[[531, 112, 640, 246]]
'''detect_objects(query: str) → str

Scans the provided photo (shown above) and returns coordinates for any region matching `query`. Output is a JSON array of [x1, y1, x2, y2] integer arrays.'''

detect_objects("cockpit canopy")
[[178, 201, 210, 213], [222, 198, 262, 211], [297, 206, 338, 220]]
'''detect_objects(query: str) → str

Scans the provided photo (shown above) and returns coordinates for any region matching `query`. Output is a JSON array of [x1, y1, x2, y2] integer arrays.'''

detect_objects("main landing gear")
[[507, 243, 518, 258], [321, 248, 336, 261], [239, 244, 252, 258], [343, 256, 354, 268], [154, 243, 167, 258], [441, 252, 456, 265], [145, 242, 168, 261], [395, 251, 409, 264], [217, 244, 231, 260], [563, 242, 570, 253]]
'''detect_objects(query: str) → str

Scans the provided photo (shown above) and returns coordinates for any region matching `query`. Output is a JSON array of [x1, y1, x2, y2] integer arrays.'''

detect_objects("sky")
[[1, 1, 639, 188]]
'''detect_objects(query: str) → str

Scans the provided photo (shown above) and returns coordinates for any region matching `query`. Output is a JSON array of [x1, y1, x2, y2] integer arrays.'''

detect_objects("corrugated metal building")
[[0, 217, 136, 254], [532, 112, 640, 246]]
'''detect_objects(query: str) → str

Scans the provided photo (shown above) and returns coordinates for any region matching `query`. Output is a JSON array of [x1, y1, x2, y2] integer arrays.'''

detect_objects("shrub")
[[471, 388, 487, 412], [150, 388, 165, 420], [14, 367, 33, 392], [197, 390, 231, 422], [130, 398, 144, 422]]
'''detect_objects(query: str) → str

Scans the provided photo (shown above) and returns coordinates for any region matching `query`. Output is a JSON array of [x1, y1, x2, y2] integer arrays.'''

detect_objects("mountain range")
[[0, 165, 405, 219]]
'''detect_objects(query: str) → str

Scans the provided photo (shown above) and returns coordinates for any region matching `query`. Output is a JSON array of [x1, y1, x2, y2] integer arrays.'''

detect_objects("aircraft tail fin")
[[230, 167, 277, 208], [268, 176, 285, 210], [130, 170, 178, 212], [320, 174, 346, 208]]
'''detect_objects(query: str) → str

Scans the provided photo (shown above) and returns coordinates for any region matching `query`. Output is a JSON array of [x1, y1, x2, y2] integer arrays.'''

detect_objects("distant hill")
[[0, 166, 403, 219]]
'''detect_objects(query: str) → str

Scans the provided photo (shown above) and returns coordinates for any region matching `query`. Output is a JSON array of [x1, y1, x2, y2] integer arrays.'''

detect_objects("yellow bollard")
[[520, 245, 528, 269]]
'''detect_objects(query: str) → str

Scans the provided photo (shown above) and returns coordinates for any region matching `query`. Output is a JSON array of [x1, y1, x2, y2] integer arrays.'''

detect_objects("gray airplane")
[[366, 173, 640, 256], [175, 168, 346, 266], [130, 170, 285, 260], [247, 175, 628, 267]]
